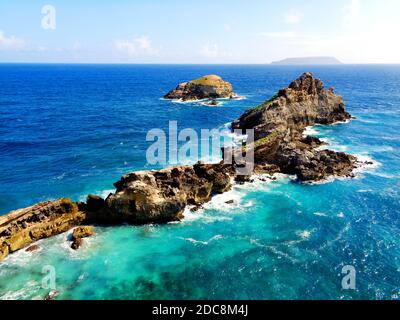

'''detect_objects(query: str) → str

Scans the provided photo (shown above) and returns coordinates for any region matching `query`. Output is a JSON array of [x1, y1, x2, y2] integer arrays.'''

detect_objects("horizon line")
[[1, 62, 400, 66]]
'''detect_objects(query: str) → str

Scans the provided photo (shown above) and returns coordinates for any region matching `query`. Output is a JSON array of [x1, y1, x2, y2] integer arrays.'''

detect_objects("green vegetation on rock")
[[191, 75, 223, 86], [253, 93, 279, 111]]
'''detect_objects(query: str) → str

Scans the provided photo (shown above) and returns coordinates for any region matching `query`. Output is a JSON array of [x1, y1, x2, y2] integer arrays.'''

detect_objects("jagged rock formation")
[[0, 72, 366, 262], [164, 75, 238, 101], [100, 162, 234, 224], [233, 72, 351, 140], [0, 199, 86, 260], [70, 226, 94, 250], [231, 72, 359, 181]]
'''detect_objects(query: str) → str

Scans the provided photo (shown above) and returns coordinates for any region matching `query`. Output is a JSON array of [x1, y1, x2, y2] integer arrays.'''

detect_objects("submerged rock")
[[201, 99, 221, 106], [45, 290, 59, 301], [25, 244, 40, 252], [164, 75, 238, 101], [71, 238, 84, 250]]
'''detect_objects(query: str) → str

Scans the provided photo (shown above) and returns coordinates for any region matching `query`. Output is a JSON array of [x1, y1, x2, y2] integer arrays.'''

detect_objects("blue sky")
[[0, 0, 399, 63]]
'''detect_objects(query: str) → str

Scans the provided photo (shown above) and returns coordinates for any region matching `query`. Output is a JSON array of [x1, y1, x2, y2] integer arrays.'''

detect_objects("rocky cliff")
[[232, 72, 358, 181], [164, 75, 238, 101], [0, 72, 366, 262], [232, 72, 351, 140]]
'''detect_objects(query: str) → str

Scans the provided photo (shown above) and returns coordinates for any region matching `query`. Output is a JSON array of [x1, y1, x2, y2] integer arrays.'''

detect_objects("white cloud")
[[343, 0, 361, 24], [224, 24, 232, 32], [36, 46, 48, 52], [114, 36, 155, 56], [257, 31, 302, 39], [134, 36, 151, 50], [72, 42, 82, 51], [0, 30, 25, 51], [199, 43, 232, 58], [284, 11, 302, 24]]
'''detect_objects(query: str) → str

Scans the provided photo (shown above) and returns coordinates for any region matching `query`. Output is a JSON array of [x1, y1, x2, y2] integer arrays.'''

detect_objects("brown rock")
[[232, 72, 351, 140], [26, 244, 40, 252], [232, 72, 357, 182], [0, 198, 86, 261], [71, 226, 94, 241], [164, 75, 238, 101], [45, 290, 59, 301], [71, 238, 84, 250], [235, 175, 252, 184], [0, 242, 9, 261], [106, 162, 234, 224]]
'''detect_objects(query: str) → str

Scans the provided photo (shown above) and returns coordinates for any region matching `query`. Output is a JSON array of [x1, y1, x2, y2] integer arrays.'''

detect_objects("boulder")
[[71, 226, 94, 241], [26, 244, 40, 252], [71, 238, 84, 250], [45, 290, 59, 301]]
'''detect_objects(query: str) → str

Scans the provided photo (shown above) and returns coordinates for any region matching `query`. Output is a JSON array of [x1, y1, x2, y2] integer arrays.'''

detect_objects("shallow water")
[[0, 64, 399, 300]]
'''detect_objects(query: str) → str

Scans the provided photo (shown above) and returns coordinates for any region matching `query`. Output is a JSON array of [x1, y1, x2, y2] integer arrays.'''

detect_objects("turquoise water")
[[0, 65, 399, 300]]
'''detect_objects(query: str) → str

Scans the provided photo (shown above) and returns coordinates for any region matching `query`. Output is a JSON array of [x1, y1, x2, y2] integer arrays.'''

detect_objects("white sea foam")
[[303, 126, 321, 137], [319, 221, 351, 250], [78, 189, 115, 202], [357, 189, 373, 193], [297, 230, 312, 240], [166, 95, 246, 105], [313, 212, 327, 217], [0, 281, 41, 300], [199, 101, 224, 107], [233, 95, 247, 101], [371, 145, 395, 153], [220, 122, 249, 146], [179, 234, 223, 245], [182, 173, 290, 223], [332, 119, 352, 125], [353, 154, 381, 174], [316, 137, 348, 152], [249, 238, 299, 263]]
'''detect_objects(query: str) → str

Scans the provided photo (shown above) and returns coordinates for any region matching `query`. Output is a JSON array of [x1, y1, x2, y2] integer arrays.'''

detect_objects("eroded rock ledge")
[[0, 73, 368, 262]]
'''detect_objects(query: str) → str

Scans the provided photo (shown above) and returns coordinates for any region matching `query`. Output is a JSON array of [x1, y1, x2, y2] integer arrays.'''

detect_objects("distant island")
[[271, 57, 342, 65]]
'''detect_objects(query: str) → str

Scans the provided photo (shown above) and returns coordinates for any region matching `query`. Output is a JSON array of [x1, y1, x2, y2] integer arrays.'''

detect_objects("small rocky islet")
[[0, 72, 371, 262], [164, 74, 239, 102]]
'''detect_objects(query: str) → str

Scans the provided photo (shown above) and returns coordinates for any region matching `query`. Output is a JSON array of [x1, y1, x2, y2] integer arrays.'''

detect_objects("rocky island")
[[164, 74, 238, 101], [0, 73, 368, 262]]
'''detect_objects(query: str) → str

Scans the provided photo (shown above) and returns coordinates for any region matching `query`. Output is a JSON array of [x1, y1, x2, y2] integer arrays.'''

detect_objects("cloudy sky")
[[0, 0, 399, 63]]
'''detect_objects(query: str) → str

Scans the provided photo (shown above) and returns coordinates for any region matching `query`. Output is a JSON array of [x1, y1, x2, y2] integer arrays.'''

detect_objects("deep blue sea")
[[0, 64, 399, 300]]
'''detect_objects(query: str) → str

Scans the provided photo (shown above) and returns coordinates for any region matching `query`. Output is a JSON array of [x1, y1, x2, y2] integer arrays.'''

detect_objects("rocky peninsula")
[[164, 74, 238, 101], [0, 73, 368, 262]]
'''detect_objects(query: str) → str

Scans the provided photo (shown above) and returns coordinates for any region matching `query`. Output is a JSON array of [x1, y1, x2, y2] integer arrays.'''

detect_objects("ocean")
[[0, 64, 399, 300]]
